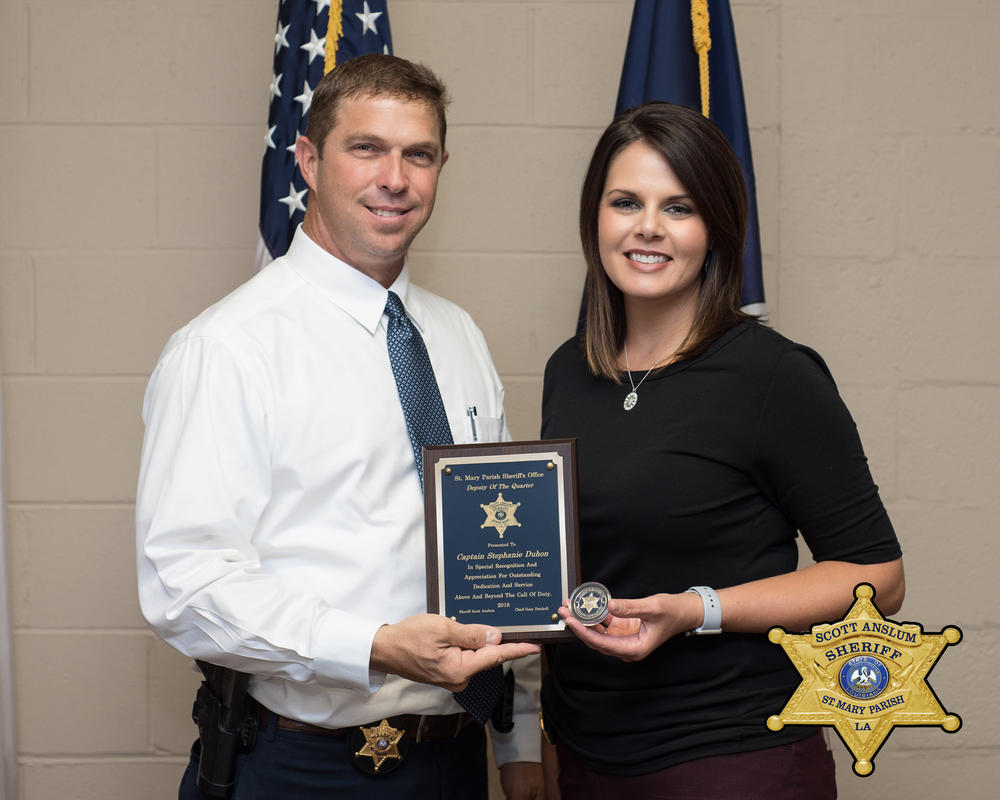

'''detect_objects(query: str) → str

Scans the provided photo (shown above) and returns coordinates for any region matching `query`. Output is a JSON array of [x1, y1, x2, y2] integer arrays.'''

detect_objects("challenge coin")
[[569, 582, 611, 626]]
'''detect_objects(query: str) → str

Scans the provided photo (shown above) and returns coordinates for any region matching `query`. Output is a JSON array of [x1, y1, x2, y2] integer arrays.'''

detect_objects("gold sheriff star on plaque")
[[767, 583, 962, 776], [480, 493, 521, 538], [355, 719, 404, 772]]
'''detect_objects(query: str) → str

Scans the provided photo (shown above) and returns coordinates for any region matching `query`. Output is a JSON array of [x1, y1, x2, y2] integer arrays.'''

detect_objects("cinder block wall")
[[1, 1, 996, 797]]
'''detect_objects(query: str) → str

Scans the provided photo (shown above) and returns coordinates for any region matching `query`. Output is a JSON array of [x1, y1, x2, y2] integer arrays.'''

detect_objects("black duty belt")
[[259, 707, 475, 775], [260, 707, 473, 740]]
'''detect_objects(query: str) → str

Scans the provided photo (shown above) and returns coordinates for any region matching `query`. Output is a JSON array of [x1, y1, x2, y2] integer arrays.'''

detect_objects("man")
[[136, 54, 543, 799]]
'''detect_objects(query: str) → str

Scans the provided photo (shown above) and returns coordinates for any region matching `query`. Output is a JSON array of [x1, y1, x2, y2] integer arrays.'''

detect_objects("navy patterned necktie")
[[383, 291, 505, 725]]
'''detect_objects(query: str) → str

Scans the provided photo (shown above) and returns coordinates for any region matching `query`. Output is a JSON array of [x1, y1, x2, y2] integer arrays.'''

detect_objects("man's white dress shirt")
[[136, 227, 539, 764]]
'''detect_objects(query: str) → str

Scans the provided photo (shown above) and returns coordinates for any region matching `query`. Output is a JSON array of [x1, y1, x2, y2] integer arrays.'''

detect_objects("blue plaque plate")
[[423, 440, 579, 642]]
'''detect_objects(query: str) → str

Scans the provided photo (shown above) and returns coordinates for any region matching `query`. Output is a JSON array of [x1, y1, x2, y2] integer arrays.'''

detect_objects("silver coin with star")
[[569, 581, 611, 626]]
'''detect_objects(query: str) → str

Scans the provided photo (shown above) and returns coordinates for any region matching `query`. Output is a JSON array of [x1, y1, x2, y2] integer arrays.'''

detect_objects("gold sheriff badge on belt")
[[768, 583, 962, 776], [480, 493, 521, 538], [355, 719, 404, 772]]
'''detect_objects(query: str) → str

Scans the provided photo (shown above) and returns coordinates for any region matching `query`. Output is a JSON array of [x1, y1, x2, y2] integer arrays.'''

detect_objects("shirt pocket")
[[449, 405, 504, 444], [472, 414, 503, 443]]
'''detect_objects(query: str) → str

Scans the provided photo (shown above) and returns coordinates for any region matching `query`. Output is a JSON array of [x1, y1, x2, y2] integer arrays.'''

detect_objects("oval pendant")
[[623, 391, 638, 411]]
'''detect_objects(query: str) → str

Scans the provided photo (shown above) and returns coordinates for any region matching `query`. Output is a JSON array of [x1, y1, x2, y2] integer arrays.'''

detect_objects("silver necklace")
[[622, 342, 673, 411]]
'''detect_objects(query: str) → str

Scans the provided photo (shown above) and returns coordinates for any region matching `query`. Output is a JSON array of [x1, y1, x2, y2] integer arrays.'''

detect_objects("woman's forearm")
[[716, 558, 905, 634]]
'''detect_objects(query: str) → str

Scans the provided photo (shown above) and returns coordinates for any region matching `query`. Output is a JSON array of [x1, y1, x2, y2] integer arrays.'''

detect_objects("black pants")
[[179, 712, 488, 800]]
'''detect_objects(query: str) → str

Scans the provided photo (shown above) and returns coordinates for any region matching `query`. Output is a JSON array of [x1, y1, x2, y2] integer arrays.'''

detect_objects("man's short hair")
[[305, 54, 451, 155]]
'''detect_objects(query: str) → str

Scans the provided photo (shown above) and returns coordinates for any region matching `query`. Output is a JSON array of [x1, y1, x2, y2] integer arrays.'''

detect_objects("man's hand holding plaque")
[[370, 614, 539, 691]]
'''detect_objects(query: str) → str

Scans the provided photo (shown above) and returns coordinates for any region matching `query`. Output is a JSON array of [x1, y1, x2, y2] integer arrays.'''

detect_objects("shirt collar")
[[284, 226, 425, 335]]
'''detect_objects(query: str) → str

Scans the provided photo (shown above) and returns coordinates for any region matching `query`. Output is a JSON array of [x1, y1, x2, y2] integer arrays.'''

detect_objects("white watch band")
[[685, 586, 722, 635]]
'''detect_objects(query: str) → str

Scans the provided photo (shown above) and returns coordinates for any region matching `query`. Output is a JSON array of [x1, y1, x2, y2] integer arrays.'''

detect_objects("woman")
[[540, 102, 904, 798]]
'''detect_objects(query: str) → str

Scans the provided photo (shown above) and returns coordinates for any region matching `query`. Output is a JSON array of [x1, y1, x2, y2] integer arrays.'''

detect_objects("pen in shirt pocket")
[[467, 406, 478, 442]]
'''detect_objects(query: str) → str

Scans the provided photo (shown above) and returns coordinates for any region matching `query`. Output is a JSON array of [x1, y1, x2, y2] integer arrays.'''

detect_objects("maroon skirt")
[[556, 729, 836, 800]]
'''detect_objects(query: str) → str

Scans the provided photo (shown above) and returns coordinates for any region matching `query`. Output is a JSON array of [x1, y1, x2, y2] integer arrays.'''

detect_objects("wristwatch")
[[685, 586, 722, 635]]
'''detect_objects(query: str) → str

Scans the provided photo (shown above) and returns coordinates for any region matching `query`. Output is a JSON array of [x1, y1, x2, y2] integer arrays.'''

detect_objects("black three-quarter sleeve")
[[751, 344, 901, 565]]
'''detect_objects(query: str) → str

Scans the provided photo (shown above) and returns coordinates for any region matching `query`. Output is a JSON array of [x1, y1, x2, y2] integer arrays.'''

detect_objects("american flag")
[[256, 0, 393, 269]]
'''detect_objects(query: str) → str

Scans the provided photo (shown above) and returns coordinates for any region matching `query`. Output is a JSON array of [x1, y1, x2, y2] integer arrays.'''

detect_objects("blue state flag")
[[616, 0, 764, 313], [257, 1, 393, 269]]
